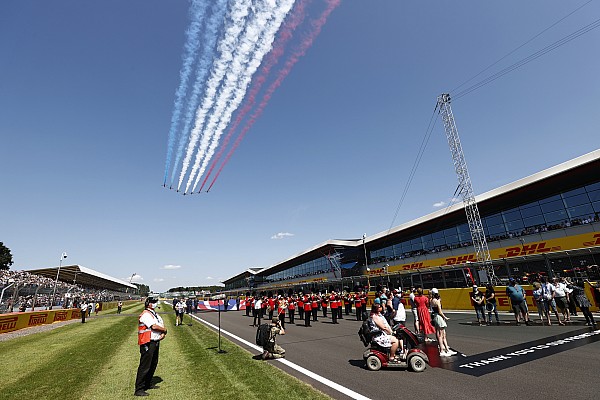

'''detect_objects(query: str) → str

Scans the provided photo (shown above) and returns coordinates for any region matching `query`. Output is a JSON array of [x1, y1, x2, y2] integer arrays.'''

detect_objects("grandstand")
[[223, 149, 600, 296], [0, 265, 137, 313]]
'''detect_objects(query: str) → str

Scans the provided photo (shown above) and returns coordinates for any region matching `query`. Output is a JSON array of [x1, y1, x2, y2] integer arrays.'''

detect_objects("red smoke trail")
[[198, 0, 310, 192], [206, 0, 341, 192]]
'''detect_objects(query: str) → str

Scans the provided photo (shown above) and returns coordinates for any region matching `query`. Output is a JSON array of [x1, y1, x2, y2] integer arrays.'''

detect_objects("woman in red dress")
[[413, 287, 435, 336]]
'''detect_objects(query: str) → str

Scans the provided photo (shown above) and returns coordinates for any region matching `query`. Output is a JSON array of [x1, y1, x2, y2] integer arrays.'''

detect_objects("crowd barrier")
[[0, 300, 139, 335], [0, 308, 81, 334]]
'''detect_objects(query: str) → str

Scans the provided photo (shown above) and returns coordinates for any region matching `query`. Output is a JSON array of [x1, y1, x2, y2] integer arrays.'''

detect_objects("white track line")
[[190, 313, 372, 400]]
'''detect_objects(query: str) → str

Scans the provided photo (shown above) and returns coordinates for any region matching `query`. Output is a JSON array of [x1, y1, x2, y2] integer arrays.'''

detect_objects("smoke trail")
[[168, 0, 228, 186], [177, 0, 253, 191], [186, 0, 297, 193], [207, 0, 341, 192], [163, 0, 209, 185], [183, 1, 277, 193], [198, 0, 309, 192]]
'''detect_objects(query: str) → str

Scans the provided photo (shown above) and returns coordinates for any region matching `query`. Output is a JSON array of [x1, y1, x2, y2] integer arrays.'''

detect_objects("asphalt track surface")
[[190, 309, 600, 400]]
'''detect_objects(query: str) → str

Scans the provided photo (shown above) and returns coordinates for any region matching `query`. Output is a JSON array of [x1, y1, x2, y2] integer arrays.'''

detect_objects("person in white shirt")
[[540, 277, 564, 325], [135, 297, 167, 396], [80, 300, 87, 323], [553, 277, 571, 322], [409, 288, 420, 334], [253, 297, 262, 327], [175, 299, 187, 326]]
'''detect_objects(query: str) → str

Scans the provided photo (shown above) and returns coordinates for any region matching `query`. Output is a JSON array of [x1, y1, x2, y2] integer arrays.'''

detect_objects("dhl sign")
[[387, 231, 600, 273], [0, 316, 19, 333], [498, 242, 559, 258], [299, 277, 327, 283], [367, 268, 386, 275], [583, 233, 600, 247], [28, 313, 48, 326], [397, 262, 424, 271], [446, 255, 477, 265]]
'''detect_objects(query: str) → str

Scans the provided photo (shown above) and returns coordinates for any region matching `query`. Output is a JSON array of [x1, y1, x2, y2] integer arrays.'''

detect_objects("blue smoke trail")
[[163, 0, 209, 185], [169, 0, 228, 186]]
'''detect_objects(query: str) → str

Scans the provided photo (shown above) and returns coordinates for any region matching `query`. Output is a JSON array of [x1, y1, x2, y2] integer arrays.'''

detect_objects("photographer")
[[262, 317, 286, 360]]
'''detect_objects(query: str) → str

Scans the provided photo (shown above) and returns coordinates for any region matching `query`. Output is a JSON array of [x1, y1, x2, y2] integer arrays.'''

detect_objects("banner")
[[0, 309, 80, 334]]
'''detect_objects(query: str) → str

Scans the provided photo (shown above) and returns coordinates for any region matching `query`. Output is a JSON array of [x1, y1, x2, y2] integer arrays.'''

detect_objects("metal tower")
[[437, 93, 500, 285]]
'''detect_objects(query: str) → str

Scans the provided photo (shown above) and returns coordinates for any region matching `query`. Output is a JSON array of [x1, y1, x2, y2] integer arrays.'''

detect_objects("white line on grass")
[[190, 313, 372, 400]]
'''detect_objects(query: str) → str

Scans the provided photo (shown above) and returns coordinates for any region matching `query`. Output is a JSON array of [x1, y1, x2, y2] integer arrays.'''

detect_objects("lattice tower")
[[437, 93, 500, 285]]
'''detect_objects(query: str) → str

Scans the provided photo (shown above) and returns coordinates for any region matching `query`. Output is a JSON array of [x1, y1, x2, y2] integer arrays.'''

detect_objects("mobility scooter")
[[359, 322, 429, 372]]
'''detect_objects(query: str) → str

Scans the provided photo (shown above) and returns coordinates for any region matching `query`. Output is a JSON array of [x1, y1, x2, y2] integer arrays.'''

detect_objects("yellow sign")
[[0, 309, 80, 334], [388, 231, 600, 272]]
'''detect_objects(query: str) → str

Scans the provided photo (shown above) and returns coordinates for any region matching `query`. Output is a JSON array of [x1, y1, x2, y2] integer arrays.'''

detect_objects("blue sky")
[[1, 1, 599, 292]]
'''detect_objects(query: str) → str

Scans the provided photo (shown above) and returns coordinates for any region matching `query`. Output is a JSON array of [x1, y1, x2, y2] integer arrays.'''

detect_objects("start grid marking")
[[438, 328, 600, 377]]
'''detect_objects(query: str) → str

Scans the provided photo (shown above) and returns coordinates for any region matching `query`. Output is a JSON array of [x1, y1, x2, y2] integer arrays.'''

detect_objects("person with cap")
[[135, 297, 167, 396], [297, 293, 304, 321], [80, 299, 87, 323], [252, 295, 262, 327], [329, 291, 338, 324], [175, 298, 186, 326], [484, 283, 500, 325], [276, 295, 287, 329], [392, 290, 406, 327], [430, 288, 455, 357], [344, 292, 352, 316], [336, 291, 343, 320], [471, 285, 487, 326], [262, 317, 286, 359], [354, 290, 363, 321], [303, 293, 312, 327]]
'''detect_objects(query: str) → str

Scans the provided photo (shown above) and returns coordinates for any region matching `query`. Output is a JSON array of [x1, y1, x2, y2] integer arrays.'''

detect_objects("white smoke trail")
[[187, 0, 296, 193], [169, 0, 228, 186], [163, 0, 209, 184], [177, 0, 253, 191]]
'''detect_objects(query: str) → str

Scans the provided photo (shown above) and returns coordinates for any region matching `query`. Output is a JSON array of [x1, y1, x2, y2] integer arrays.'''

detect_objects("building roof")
[[369, 148, 600, 243], [24, 264, 137, 292], [255, 149, 600, 276], [222, 268, 265, 284]]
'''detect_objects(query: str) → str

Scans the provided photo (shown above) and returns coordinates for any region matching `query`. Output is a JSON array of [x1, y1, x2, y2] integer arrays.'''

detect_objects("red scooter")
[[361, 323, 429, 372]]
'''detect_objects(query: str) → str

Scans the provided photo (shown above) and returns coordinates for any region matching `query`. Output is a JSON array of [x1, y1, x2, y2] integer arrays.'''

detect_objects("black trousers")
[[331, 307, 337, 324], [135, 341, 160, 392], [298, 308, 304, 320], [356, 306, 362, 321], [304, 309, 311, 326], [289, 309, 295, 323], [338, 306, 343, 319], [81, 311, 86, 323], [278, 312, 286, 329], [312, 308, 318, 321], [253, 309, 261, 326], [322, 306, 327, 318], [580, 306, 595, 325]]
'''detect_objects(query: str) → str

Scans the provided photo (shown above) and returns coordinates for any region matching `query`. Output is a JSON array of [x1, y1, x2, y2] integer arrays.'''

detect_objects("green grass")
[[0, 304, 331, 400]]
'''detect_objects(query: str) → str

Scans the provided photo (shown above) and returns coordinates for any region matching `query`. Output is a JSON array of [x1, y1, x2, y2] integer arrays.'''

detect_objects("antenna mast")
[[437, 93, 499, 285]]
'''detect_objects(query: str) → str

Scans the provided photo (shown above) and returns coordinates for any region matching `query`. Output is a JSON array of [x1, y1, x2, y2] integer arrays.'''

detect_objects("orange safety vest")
[[138, 309, 154, 345]]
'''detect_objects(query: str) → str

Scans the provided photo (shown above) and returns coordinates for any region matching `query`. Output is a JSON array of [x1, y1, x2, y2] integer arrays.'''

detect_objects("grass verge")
[[0, 303, 332, 400]]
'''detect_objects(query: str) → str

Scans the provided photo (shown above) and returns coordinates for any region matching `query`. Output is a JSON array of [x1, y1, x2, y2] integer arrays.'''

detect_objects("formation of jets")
[[162, 183, 210, 195]]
